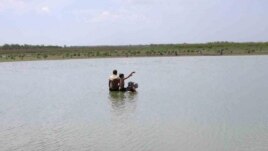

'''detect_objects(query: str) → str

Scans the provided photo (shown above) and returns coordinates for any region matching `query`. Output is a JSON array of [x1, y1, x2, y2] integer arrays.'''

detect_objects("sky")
[[0, 0, 268, 46]]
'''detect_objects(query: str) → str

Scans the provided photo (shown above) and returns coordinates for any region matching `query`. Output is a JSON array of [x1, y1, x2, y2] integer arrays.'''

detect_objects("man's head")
[[119, 73, 124, 78], [113, 70, 117, 75]]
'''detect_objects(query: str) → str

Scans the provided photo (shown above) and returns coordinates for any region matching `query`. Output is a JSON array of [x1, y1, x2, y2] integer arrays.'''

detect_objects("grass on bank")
[[1, 42, 268, 62]]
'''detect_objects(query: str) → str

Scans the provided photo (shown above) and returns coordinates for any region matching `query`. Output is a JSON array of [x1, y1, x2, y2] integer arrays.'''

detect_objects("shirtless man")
[[119, 71, 135, 91], [109, 70, 120, 91]]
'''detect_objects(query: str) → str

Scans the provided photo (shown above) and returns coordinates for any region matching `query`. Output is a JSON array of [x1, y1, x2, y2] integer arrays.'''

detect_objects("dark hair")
[[113, 70, 117, 75], [119, 73, 124, 78], [128, 82, 134, 87]]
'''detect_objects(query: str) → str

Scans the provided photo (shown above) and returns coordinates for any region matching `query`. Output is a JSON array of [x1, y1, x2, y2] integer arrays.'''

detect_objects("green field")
[[1, 42, 268, 62]]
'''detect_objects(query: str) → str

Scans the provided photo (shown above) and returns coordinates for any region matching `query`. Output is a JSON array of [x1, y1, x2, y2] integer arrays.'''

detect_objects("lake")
[[0, 56, 268, 151]]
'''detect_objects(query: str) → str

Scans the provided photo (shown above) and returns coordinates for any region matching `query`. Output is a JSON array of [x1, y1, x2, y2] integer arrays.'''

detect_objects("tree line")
[[1, 42, 268, 51], [0, 44, 62, 50]]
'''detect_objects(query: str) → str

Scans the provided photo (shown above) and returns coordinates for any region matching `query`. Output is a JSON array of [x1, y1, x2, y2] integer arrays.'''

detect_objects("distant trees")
[[0, 42, 268, 62], [0, 44, 61, 50]]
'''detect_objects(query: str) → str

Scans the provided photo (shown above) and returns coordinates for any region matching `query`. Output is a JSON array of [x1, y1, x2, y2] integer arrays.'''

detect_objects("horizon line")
[[1, 41, 268, 47]]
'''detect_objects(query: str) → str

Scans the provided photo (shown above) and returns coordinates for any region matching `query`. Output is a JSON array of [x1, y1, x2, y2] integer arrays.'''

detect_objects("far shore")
[[1, 42, 268, 63]]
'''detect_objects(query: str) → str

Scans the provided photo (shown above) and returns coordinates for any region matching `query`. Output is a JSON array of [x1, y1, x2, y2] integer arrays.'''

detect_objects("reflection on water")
[[108, 91, 138, 118]]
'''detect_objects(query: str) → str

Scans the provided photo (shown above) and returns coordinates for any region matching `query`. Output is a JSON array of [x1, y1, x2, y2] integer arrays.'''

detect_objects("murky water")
[[0, 56, 268, 151]]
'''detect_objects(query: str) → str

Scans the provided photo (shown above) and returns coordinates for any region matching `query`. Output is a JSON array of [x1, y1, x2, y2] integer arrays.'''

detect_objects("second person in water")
[[119, 71, 135, 91]]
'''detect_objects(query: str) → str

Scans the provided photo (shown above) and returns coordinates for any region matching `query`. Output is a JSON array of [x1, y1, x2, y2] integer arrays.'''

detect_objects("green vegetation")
[[1, 42, 268, 62]]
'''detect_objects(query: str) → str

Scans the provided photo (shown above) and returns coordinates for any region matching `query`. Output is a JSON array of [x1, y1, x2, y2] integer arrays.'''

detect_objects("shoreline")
[[1, 42, 268, 63], [0, 53, 268, 63]]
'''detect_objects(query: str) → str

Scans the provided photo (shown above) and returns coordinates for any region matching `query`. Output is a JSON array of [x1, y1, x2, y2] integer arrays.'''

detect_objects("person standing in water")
[[109, 69, 120, 91], [119, 71, 135, 91]]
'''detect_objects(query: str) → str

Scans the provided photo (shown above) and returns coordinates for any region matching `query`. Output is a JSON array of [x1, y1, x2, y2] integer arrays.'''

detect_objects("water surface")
[[0, 56, 268, 151]]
